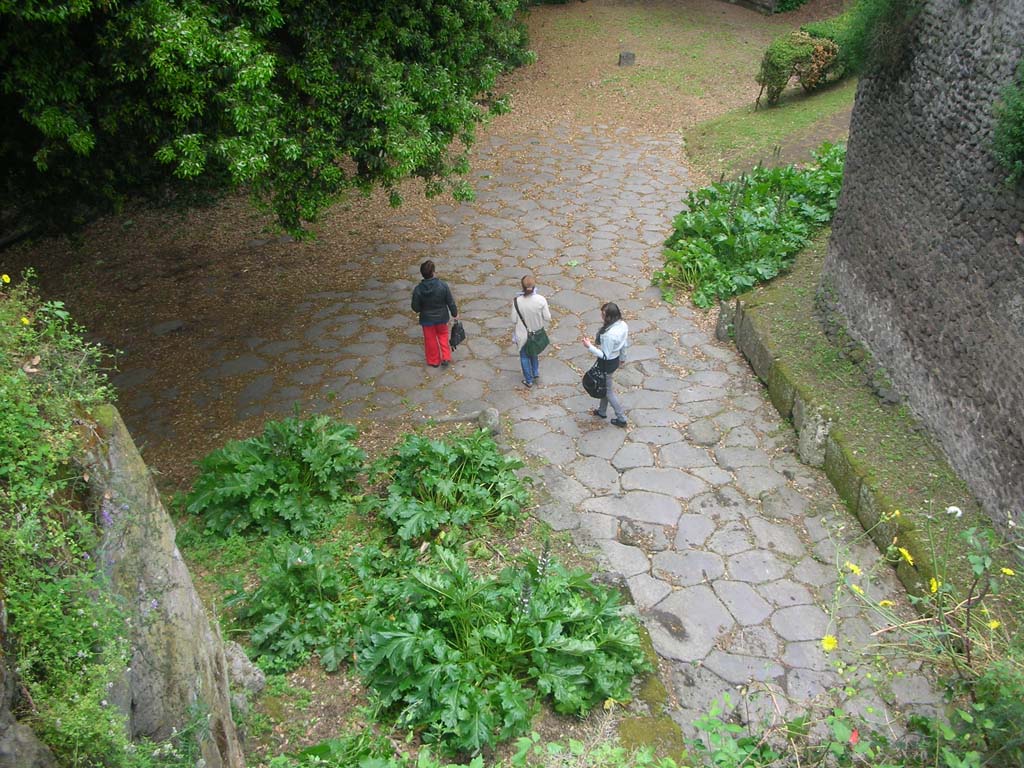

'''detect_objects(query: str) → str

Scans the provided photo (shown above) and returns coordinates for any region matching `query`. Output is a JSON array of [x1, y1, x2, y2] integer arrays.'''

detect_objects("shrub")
[[756, 30, 843, 106], [775, 0, 810, 12], [225, 541, 356, 673], [654, 142, 845, 308], [354, 547, 649, 753], [994, 62, 1024, 184], [0, 272, 146, 766], [185, 415, 366, 537], [373, 430, 530, 542]]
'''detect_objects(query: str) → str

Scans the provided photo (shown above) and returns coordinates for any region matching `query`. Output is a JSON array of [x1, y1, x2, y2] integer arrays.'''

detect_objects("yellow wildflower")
[[1, 274, 10, 283], [879, 600, 895, 608], [845, 561, 862, 576], [20, 316, 30, 325], [1001, 568, 1016, 577], [988, 620, 1001, 630], [898, 547, 914, 566], [822, 635, 838, 653], [851, 584, 865, 596], [892, 509, 901, 517], [930, 578, 940, 594]]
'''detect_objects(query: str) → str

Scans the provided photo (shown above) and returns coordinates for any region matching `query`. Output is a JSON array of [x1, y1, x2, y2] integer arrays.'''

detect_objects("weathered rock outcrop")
[[823, 0, 1024, 523], [82, 405, 245, 768]]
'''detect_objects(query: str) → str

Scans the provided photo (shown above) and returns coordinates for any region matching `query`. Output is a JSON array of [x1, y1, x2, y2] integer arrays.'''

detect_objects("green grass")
[[739, 231, 992, 590], [684, 77, 857, 178]]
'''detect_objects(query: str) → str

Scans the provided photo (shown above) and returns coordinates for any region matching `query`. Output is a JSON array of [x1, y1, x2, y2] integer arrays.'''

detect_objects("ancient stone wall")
[[823, 0, 1024, 524]]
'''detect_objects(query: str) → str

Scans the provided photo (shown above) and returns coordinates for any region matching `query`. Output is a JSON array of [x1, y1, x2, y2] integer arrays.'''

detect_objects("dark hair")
[[420, 260, 435, 279], [597, 302, 623, 342]]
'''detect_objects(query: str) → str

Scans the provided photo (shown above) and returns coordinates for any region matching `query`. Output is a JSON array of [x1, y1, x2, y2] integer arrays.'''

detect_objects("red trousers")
[[421, 323, 451, 366]]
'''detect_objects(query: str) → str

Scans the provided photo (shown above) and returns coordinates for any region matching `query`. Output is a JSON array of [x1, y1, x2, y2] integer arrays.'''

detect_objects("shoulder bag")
[[582, 361, 607, 398], [514, 297, 550, 356]]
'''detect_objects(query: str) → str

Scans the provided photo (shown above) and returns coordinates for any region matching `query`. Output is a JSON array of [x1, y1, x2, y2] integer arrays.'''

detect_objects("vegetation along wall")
[[823, 0, 1024, 525]]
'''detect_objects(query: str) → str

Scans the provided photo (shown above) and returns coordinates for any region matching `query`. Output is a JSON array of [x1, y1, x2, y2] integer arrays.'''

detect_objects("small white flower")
[[946, 506, 963, 518], [101, 699, 108, 707]]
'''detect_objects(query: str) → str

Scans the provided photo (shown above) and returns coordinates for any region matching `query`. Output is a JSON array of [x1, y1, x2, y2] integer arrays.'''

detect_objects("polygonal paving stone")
[[760, 485, 811, 520], [579, 511, 619, 541], [792, 557, 836, 589], [652, 550, 725, 586], [621, 467, 707, 500], [703, 651, 784, 686], [612, 443, 654, 470], [712, 580, 773, 625], [577, 428, 627, 459], [674, 514, 716, 548], [566, 456, 621, 495], [619, 519, 671, 551], [659, 442, 714, 468], [533, 502, 580, 531], [721, 426, 760, 448], [689, 486, 755, 524], [677, 386, 728, 403], [628, 426, 684, 445], [891, 671, 945, 708], [783, 640, 832, 672], [522, 433, 576, 466], [734, 466, 788, 497], [628, 409, 680, 428], [728, 550, 791, 582], [647, 585, 735, 662], [770, 605, 830, 642], [667, 666, 738, 737], [750, 518, 807, 557], [627, 573, 672, 609], [758, 578, 816, 607], [629, 390, 675, 410], [512, 420, 549, 441], [714, 446, 772, 470], [724, 625, 782, 658], [691, 466, 734, 486], [686, 419, 721, 446], [597, 540, 649, 577], [707, 524, 754, 556], [532, 467, 591, 506], [582, 491, 681, 525], [786, 667, 835, 701]]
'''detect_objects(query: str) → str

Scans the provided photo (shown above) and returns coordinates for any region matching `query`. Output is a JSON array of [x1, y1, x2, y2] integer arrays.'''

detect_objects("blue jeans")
[[519, 347, 539, 385]]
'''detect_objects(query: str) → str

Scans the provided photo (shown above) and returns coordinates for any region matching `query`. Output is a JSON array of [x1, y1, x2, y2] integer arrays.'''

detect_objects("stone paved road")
[[116, 125, 939, 736]]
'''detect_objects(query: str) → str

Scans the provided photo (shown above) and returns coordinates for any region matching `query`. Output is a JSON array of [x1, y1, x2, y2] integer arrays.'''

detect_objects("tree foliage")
[[0, 0, 531, 231]]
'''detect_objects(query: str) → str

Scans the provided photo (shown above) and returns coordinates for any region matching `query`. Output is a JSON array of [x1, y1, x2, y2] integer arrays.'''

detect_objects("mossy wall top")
[[823, 0, 1024, 525]]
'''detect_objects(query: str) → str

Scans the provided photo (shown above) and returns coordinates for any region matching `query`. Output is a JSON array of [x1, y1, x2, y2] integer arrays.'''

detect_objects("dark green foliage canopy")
[[0, 0, 530, 231]]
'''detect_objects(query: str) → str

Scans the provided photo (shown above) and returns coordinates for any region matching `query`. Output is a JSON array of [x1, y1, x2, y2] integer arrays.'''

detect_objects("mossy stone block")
[[823, 431, 863, 515], [856, 480, 899, 552], [735, 306, 776, 383], [767, 358, 796, 419]]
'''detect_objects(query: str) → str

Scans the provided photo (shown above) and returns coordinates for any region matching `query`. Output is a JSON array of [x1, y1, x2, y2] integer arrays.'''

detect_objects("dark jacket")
[[411, 277, 457, 326]]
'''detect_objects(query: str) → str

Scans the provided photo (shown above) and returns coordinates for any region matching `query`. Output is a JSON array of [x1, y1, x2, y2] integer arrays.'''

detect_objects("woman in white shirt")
[[582, 302, 629, 427]]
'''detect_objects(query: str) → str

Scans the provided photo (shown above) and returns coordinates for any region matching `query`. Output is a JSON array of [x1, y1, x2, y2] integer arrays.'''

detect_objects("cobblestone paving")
[[116, 125, 940, 735]]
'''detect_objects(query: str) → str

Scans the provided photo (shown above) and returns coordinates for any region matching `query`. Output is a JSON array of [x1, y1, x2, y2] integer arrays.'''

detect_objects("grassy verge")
[[735, 231, 1019, 597], [684, 78, 857, 179]]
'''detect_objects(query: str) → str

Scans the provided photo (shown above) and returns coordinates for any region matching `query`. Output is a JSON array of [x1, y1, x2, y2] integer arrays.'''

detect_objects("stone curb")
[[730, 301, 937, 594]]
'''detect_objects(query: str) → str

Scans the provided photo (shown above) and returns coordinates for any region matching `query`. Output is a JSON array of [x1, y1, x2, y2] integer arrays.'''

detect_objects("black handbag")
[[582, 362, 607, 399], [449, 320, 466, 349], [514, 297, 549, 356]]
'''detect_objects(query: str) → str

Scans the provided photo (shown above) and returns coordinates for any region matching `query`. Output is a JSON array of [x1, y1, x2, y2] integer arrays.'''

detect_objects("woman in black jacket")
[[411, 259, 459, 367]]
